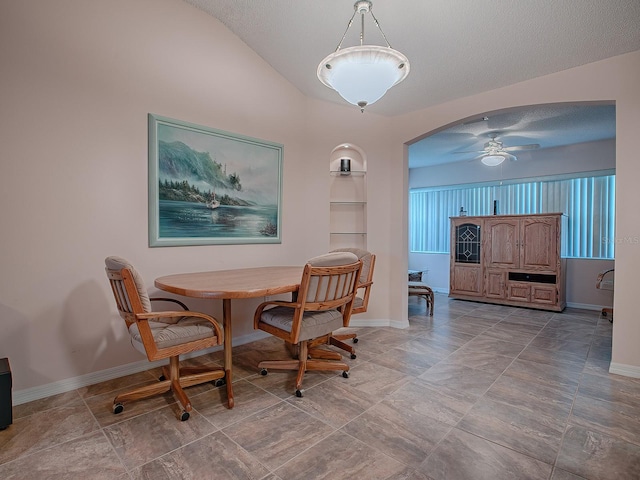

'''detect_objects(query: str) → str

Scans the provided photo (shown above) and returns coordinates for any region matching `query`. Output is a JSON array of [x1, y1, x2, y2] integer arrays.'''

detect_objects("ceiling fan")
[[457, 133, 540, 166]]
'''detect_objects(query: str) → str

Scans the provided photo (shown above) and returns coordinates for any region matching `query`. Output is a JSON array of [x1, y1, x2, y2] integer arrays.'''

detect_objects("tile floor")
[[1, 294, 638, 479]]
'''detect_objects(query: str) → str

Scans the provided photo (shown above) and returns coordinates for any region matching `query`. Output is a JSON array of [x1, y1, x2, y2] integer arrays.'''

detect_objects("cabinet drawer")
[[531, 285, 557, 305], [507, 282, 531, 302]]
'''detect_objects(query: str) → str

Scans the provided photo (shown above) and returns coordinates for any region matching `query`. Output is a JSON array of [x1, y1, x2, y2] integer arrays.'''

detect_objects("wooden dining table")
[[154, 266, 303, 408]]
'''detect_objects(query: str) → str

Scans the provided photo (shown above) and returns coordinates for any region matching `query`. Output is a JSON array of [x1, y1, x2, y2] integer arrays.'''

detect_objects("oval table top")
[[155, 265, 303, 300]]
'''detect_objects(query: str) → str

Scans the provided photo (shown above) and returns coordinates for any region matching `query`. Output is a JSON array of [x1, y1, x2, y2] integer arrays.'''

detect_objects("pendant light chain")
[[335, 10, 358, 51], [369, 10, 392, 48], [334, 4, 392, 51]]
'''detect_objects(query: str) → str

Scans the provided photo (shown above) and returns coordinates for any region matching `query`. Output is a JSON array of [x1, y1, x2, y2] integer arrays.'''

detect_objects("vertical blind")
[[409, 173, 615, 259]]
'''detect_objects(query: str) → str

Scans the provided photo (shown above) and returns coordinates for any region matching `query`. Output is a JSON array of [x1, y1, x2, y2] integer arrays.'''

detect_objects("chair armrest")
[[135, 310, 223, 341], [150, 297, 189, 311], [253, 300, 300, 329]]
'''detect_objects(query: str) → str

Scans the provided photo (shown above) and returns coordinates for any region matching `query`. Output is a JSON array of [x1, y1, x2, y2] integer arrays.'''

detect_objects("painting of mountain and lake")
[[148, 114, 283, 246]]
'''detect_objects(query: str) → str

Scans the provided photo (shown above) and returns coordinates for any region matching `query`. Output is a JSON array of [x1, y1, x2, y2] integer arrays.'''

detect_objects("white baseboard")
[[609, 362, 640, 378], [12, 330, 269, 406], [565, 302, 609, 311], [428, 290, 610, 313], [349, 317, 409, 329]]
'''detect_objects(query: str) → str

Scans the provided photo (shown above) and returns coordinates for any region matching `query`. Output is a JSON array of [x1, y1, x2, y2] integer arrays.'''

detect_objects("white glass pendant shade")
[[318, 45, 410, 111], [481, 154, 506, 166]]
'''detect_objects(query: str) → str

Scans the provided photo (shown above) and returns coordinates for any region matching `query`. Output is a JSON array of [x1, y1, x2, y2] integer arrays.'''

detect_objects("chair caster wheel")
[[158, 375, 166, 381], [180, 411, 190, 421], [260, 368, 268, 376], [353, 338, 358, 344], [295, 389, 303, 398], [213, 378, 225, 387], [113, 403, 124, 414], [350, 353, 357, 359], [342, 371, 349, 378]]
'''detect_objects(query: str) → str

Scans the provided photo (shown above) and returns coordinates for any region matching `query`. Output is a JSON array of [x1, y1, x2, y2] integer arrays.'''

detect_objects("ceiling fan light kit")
[[481, 154, 507, 166], [317, 1, 410, 112], [475, 133, 539, 166]]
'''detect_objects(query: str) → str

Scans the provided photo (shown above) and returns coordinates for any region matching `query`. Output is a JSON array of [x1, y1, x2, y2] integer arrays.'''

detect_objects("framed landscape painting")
[[148, 114, 283, 246]]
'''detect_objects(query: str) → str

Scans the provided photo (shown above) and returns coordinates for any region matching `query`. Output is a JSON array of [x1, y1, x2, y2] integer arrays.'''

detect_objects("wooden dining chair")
[[105, 256, 228, 421], [311, 248, 375, 359], [254, 252, 362, 397]]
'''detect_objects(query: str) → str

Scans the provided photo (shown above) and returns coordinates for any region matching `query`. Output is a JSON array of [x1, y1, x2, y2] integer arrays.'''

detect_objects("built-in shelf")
[[329, 148, 367, 250], [329, 170, 366, 176]]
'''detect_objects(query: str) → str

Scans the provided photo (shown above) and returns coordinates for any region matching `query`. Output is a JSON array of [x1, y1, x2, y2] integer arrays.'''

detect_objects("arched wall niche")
[[329, 142, 367, 172], [329, 142, 368, 250]]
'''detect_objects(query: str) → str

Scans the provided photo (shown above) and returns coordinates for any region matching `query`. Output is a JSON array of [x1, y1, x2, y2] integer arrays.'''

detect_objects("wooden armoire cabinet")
[[450, 213, 567, 311]]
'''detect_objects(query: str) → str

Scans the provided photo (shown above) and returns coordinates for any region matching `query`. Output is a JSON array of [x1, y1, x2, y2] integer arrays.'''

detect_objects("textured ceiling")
[[183, 0, 637, 167]]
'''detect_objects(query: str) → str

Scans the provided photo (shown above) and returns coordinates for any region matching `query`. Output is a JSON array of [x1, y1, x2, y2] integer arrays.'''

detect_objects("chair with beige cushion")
[[254, 252, 362, 397], [311, 248, 375, 359], [105, 256, 228, 421]]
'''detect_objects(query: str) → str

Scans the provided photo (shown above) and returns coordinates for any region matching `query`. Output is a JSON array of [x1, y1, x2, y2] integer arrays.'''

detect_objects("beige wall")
[[0, 0, 393, 395], [1, 0, 639, 398]]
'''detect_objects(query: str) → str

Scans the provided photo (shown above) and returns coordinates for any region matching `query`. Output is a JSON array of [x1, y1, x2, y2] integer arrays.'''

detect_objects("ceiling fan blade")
[[453, 150, 485, 154], [503, 143, 540, 152]]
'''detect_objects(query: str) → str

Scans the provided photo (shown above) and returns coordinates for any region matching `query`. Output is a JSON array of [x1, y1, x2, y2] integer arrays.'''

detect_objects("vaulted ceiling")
[[183, 1, 638, 167]]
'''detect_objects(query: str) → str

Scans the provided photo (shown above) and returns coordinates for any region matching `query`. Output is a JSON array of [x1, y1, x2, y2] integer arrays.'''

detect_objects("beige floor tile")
[[77, 370, 158, 399], [342, 400, 452, 467], [131, 430, 269, 480], [0, 431, 127, 480], [556, 425, 640, 480], [191, 378, 281, 429], [222, 402, 334, 471], [420, 428, 553, 480], [457, 396, 566, 464], [286, 377, 375, 428], [387, 379, 475, 426], [12, 390, 84, 419], [417, 362, 500, 403], [570, 393, 640, 446], [103, 405, 216, 470], [0, 403, 100, 465], [274, 430, 412, 480], [343, 361, 412, 400]]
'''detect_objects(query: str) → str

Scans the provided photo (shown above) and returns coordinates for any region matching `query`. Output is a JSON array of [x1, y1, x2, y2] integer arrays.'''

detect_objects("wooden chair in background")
[[313, 248, 376, 359]]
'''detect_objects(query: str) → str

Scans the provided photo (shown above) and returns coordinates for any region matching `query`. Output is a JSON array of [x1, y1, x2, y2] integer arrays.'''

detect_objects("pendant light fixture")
[[317, 1, 410, 112]]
